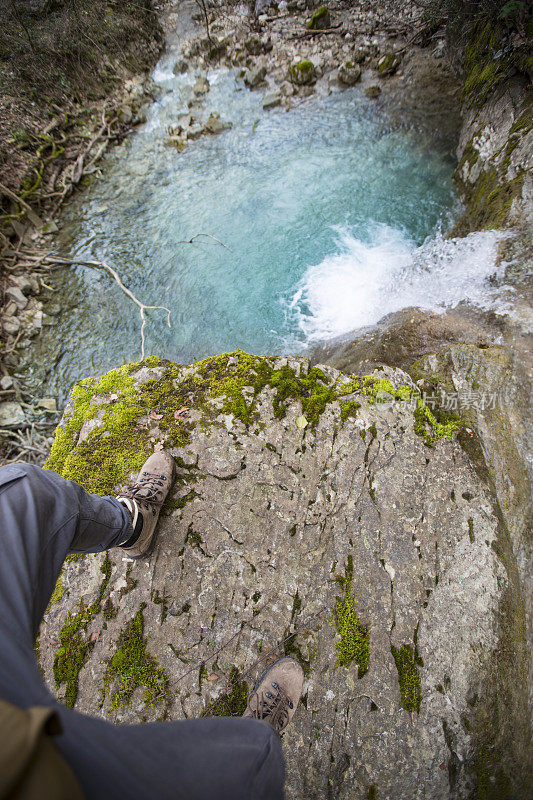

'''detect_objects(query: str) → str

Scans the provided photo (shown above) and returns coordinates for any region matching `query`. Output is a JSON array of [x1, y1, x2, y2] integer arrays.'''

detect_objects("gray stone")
[[338, 62, 362, 86], [5, 286, 28, 310], [39, 355, 532, 798], [288, 60, 317, 86], [0, 375, 13, 390], [37, 397, 57, 412], [11, 275, 39, 296], [0, 401, 25, 427], [204, 113, 232, 134], [244, 65, 267, 88], [2, 317, 20, 335], [262, 91, 282, 109]]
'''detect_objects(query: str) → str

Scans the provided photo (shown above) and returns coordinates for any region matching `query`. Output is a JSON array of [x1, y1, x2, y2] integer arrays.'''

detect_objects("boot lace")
[[122, 471, 167, 511], [247, 683, 293, 735]]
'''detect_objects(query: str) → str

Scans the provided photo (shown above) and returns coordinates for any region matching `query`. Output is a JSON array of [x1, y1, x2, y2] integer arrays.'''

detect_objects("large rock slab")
[[39, 352, 531, 798]]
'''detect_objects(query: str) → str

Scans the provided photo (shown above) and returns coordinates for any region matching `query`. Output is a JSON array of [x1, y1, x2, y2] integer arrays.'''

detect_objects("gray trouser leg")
[[0, 464, 285, 800]]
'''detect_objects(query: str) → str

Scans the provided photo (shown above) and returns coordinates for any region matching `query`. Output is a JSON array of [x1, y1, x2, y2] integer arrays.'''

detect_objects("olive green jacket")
[[0, 699, 84, 800]]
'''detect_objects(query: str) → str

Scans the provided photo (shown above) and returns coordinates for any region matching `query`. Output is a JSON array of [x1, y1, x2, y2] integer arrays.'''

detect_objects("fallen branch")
[[0, 181, 45, 229], [31, 254, 171, 360]]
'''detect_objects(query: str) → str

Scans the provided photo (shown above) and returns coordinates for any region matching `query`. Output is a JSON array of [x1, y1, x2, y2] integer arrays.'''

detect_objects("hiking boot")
[[116, 451, 175, 558], [243, 657, 304, 735]]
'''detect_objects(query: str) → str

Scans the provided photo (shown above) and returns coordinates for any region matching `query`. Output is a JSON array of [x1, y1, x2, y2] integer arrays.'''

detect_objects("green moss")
[[332, 557, 370, 676], [468, 517, 475, 542], [49, 575, 64, 604], [289, 60, 316, 84], [391, 643, 422, 713], [102, 603, 170, 710], [53, 555, 113, 707], [413, 399, 462, 447], [307, 6, 329, 29], [361, 376, 414, 405], [339, 400, 360, 422], [202, 666, 248, 716]]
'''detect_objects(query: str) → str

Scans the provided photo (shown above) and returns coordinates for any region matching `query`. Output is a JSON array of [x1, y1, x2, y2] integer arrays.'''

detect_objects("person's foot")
[[243, 657, 304, 735], [116, 451, 175, 558]]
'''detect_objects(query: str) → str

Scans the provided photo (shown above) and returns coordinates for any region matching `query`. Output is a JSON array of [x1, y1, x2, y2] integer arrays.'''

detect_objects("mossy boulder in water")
[[378, 52, 400, 76], [338, 61, 361, 86], [39, 353, 532, 798], [289, 60, 317, 86]]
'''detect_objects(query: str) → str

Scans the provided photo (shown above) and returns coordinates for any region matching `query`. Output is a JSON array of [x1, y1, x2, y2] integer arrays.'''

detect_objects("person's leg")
[[0, 463, 285, 800]]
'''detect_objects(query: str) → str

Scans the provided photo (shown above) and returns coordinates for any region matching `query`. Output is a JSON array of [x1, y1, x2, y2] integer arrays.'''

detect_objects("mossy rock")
[[289, 59, 317, 86], [306, 5, 331, 30], [377, 52, 400, 76]]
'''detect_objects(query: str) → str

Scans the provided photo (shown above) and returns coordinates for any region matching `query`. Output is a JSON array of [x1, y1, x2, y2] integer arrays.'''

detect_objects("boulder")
[[2, 317, 20, 335], [288, 60, 317, 86], [306, 6, 331, 30], [244, 65, 267, 88], [365, 85, 381, 99], [39, 353, 532, 798], [338, 61, 361, 86], [377, 52, 401, 76]]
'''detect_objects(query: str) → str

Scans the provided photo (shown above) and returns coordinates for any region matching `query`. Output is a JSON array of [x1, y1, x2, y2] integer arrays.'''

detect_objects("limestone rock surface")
[[39, 353, 531, 799]]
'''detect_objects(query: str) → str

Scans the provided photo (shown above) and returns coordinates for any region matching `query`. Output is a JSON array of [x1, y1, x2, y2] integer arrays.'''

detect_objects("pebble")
[[0, 402, 25, 427], [5, 286, 28, 310], [0, 376, 13, 390], [37, 398, 57, 412]]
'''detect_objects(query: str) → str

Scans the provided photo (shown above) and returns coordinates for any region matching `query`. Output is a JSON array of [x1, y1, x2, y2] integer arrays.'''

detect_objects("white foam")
[[288, 224, 513, 342]]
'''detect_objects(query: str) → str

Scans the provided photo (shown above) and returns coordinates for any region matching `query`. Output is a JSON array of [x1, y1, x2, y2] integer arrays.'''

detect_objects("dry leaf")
[[149, 411, 164, 420], [89, 631, 100, 642], [296, 415, 308, 429], [207, 674, 219, 682], [108, 393, 119, 402], [154, 442, 164, 452]]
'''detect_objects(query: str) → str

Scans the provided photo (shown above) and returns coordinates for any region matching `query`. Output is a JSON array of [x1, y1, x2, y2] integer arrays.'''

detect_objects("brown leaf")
[[207, 673, 219, 682], [150, 411, 164, 420], [89, 631, 100, 642], [154, 442, 164, 452]]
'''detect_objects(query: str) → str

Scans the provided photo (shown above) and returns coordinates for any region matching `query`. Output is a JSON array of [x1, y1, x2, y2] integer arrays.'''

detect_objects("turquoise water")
[[34, 64, 465, 399]]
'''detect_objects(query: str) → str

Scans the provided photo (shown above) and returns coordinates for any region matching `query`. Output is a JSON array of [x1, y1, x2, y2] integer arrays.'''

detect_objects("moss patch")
[[391, 643, 422, 713], [307, 6, 330, 29], [102, 603, 170, 710], [53, 555, 112, 707], [332, 557, 370, 676], [414, 398, 462, 447]]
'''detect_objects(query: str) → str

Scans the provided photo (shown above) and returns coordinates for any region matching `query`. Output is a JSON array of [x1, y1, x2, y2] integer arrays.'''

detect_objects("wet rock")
[[40, 220, 58, 234], [204, 113, 232, 134], [289, 60, 317, 86], [186, 123, 205, 140], [193, 76, 210, 96], [173, 58, 189, 74], [262, 90, 282, 109], [0, 375, 13, 391], [0, 401, 25, 427], [377, 52, 401, 76], [364, 84, 381, 98], [244, 64, 267, 88], [306, 5, 330, 30], [39, 354, 532, 797], [338, 61, 361, 86], [37, 398, 57, 412], [5, 286, 28, 310]]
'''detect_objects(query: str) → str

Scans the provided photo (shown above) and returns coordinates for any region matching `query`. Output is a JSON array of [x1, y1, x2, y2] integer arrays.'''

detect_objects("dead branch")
[[29, 254, 171, 360]]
